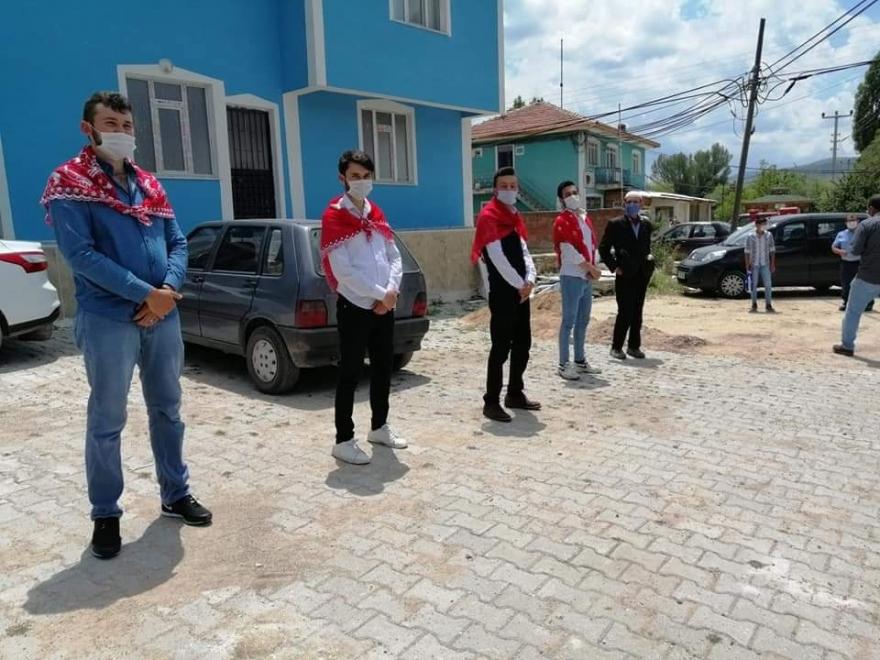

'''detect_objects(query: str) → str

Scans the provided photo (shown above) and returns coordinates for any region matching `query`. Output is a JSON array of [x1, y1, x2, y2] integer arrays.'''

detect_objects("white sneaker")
[[332, 439, 371, 465], [367, 424, 408, 449], [575, 360, 603, 375], [558, 363, 581, 381]]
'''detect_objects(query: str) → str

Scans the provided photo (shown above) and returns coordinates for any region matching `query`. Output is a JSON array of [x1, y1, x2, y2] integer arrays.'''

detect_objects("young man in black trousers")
[[320, 151, 406, 464], [471, 167, 541, 422], [599, 191, 655, 360]]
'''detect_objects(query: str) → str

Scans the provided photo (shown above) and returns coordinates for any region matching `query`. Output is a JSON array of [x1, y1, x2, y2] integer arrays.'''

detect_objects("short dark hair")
[[338, 150, 375, 175], [83, 92, 132, 123], [493, 166, 516, 187], [557, 180, 577, 200], [869, 195, 880, 212]]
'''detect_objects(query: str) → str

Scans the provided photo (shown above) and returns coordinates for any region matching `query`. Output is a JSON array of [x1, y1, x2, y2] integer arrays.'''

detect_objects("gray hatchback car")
[[178, 220, 430, 394]]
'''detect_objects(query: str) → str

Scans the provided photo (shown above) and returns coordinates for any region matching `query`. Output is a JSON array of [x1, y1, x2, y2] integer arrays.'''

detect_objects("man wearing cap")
[[598, 191, 655, 360]]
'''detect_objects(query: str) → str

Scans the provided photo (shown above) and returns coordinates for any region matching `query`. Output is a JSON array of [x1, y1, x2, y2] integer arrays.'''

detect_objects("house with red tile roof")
[[471, 101, 660, 213]]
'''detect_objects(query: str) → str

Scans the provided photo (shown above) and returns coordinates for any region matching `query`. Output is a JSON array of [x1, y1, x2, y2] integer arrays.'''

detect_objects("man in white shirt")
[[320, 150, 406, 465], [470, 167, 541, 422], [554, 181, 603, 381]]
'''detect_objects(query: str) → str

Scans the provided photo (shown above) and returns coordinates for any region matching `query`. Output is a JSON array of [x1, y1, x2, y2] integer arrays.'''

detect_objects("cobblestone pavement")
[[0, 308, 878, 659]]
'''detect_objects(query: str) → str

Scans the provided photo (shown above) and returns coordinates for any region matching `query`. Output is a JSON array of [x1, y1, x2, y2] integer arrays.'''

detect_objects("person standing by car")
[[41, 92, 212, 560], [320, 150, 406, 465], [471, 166, 541, 422], [832, 214, 874, 312], [744, 217, 776, 313], [553, 181, 602, 380], [834, 195, 880, 357], [599, 191, 655, 360]]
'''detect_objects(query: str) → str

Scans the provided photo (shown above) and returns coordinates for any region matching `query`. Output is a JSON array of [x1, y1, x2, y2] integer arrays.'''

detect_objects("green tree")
[[853, 51, 880, 153], [820, 134, 880, 211], [650, 143, 731, 197], [510, 95, 526, 110]]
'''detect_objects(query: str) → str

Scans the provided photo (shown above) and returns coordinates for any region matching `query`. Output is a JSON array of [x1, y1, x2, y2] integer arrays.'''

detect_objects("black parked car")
[[676, 213, 867, 298], [654, 221, 731, 256], [178, 220, 430, 394]]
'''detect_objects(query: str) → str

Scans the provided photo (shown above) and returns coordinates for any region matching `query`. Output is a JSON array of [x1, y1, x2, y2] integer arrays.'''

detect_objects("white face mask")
[[563, 195, 581, 211], [96, 130, 137, 163], [847, 221, 858, 230], [347, 179, 373, 200], [497, 190, 518, 206]]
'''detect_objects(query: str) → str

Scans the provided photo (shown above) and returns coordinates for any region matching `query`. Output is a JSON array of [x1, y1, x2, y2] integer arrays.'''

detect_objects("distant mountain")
[[745, 157, 858, 181]]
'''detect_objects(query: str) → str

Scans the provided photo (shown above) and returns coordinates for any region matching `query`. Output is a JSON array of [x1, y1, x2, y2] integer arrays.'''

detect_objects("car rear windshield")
[[309, 228, 420, 275]]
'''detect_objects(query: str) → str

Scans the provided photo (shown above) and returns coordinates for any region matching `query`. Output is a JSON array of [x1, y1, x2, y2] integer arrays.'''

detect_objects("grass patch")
[[649, 240, 684, 296]]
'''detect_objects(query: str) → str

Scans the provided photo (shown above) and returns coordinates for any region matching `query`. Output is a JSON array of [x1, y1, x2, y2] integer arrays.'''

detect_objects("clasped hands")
[[133, 286, 183, 328], [372, 290, 398, 315]]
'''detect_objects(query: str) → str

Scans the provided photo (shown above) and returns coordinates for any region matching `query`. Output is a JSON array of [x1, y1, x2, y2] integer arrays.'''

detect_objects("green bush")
[[649, 239, 683, 296]]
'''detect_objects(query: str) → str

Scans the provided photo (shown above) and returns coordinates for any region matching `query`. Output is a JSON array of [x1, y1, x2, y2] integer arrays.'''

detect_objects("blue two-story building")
[[0, 0, 502, 249]]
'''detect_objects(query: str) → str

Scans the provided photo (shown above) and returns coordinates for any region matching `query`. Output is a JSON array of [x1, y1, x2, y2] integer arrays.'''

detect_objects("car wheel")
[[246, 326, 299, 394], [718, 271, 746, 299], [20, 324, 54, 341], [393, 351, 414, 371]]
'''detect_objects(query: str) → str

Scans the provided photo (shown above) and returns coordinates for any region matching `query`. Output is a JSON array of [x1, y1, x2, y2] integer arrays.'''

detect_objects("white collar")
[[339, 193, 372, 217]]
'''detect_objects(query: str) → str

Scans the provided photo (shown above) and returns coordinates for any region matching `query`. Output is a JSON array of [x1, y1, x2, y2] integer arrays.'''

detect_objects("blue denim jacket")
[[50, 160, 188, 322]]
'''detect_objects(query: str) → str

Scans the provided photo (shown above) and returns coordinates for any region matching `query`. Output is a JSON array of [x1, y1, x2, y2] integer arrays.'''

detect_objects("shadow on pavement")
[[23, 517, 183, 615], [325, 445, 410, 497], [183, 343, 431, 412], [854, 355, 880, 369], [481, 410, 547, 438], [0, 326, 80, 375], [617, 358, 665, 369], [564, 375, 611, 390]]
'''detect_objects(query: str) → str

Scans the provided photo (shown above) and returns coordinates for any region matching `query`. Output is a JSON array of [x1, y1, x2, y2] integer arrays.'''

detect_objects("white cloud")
[[502, 0, 880, 170]]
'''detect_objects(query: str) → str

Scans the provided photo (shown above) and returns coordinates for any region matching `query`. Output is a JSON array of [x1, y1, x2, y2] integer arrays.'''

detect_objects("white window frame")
[[390, 0, 451, 36], [585, 195, 602, 210], [605, 144, 619, 169], [496, 143, 515, 170], [357, 99, 418, 186], [632, 150, 642, 175], [586, 139, 600, 167], [119, 64, 233, 219], [124, 76, 217, 179]]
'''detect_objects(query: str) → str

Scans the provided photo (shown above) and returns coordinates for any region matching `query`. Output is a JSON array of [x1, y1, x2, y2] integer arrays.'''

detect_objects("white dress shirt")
[[327, 195, 403, 310], [559, 210, 595, 280], [484, 203, 536, 291]]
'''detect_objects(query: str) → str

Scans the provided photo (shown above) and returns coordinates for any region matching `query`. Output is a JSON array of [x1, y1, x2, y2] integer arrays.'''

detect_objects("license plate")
[[676, 271, 686, 282]]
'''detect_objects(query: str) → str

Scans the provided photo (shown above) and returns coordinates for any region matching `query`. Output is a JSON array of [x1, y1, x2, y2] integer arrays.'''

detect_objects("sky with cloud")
[[501, 0, 880, 173]]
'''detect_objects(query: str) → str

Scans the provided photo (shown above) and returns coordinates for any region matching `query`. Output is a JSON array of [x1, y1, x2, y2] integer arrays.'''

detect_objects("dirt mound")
[[461, 291, 708, 353]]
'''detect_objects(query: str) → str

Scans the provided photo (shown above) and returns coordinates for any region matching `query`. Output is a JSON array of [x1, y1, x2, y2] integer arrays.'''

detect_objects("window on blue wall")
[[360, 102, 416, 184], [632, 151, 642, 175], [392, 0, 450, 34], [126, 77, 214, 176]]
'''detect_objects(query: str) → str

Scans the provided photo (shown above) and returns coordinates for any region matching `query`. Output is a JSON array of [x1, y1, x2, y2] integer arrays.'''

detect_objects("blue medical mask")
[[625, 202, 640, 217]]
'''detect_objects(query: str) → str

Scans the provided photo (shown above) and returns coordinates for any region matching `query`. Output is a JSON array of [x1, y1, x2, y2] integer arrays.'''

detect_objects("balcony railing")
[[594, 167, 632, 186]]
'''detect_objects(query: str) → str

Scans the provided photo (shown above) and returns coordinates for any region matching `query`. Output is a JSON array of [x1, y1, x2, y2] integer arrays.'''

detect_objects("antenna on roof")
[[560, 39, 564, 108]]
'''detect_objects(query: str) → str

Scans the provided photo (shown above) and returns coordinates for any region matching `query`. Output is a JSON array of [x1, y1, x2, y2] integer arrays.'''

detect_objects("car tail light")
[[412, 292, 428, 318], [295, 300, 328, 328], [0, 251, 48, 273]]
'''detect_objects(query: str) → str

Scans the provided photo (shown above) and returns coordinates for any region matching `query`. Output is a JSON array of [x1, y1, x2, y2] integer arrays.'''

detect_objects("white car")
[[0, 239, 61, 349]]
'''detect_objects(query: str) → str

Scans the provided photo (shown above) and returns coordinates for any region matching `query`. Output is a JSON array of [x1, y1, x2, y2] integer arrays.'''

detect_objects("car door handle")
[[191, 275, 205, 283], [244, 278, 258, 287]]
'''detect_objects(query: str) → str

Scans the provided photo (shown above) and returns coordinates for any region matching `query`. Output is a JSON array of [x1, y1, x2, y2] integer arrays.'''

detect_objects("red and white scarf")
[[320, 195, 394, 292], [553, 209, 596, 267], [470, 196, 529, 264], [40, 146, 174, 226]]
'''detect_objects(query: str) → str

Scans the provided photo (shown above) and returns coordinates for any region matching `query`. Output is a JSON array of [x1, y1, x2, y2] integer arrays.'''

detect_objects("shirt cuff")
[[131, 280, 154, 304], [372, 285, 388, 301]]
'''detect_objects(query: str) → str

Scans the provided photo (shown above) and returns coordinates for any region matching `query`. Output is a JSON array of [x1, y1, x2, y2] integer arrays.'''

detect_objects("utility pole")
[[731, 18, 766, 228], [822, 110, 852, 180], [560, 39, 564, 108]]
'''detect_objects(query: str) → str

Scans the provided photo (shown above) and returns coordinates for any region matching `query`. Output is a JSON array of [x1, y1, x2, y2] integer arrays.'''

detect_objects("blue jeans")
[[558, 276, 593, 365], [750, 264, 773, 307], [74, 309, 189, 519], [841, 277, 880, 350]]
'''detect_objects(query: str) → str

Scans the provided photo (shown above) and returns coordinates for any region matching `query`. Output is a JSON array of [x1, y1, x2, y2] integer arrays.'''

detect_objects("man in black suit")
[[599, 191, 655, 360]]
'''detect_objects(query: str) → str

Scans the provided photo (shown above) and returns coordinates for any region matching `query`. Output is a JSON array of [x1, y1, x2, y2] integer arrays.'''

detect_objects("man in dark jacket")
[[599, 191, 655, 360]]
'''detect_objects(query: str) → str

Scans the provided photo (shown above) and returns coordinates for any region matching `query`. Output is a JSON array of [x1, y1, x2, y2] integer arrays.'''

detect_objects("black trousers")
[[485, 299, 531, 404], [335, 296, 394, 443], [613, 275, 650, 351], [841, 260, 875, 310]]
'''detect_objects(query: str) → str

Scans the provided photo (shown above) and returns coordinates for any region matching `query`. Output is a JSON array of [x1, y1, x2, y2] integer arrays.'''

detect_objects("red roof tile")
[[472, 101, 660, 148]]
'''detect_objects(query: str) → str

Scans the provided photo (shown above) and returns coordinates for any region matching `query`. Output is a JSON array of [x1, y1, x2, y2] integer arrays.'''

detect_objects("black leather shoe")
[[627, 347, 646, 359], [91, 517, 121, 559], [483, 401, 512, 422], [610, 348, 627, 360], [832, 344, 854, 357], [162, 495, 213, 526], [765, 306, 777, 314], [504, 393, 542, 411]]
